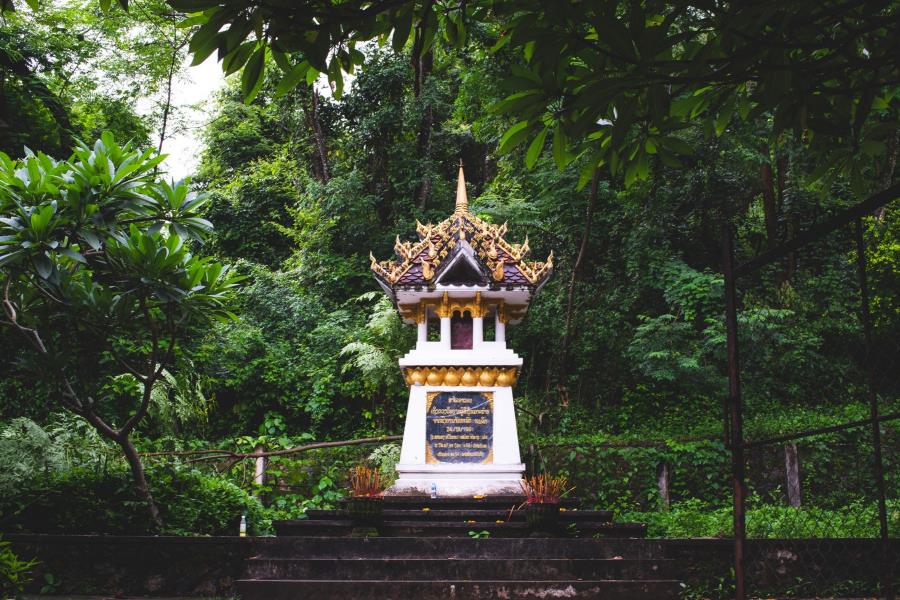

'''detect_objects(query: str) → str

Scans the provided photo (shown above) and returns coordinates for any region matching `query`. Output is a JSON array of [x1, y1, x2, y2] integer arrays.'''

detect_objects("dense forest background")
[[0, 0, 898, 546]]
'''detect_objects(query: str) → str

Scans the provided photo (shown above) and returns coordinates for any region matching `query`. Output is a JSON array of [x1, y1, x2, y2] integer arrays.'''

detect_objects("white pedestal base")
[[385, 385, 525, 498], [389, 465, 525, 496]]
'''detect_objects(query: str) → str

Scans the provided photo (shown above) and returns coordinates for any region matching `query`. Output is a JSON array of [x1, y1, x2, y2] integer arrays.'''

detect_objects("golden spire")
[[455, 161, 468, 213]]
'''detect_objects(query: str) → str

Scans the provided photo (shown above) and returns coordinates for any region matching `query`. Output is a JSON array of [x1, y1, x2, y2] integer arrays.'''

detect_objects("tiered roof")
[[370, 166, 553, 292]]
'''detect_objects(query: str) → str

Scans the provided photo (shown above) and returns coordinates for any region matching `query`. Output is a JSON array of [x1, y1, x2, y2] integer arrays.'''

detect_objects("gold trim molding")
[[403, 366, 518, 387], [398, 295, 526, 323]]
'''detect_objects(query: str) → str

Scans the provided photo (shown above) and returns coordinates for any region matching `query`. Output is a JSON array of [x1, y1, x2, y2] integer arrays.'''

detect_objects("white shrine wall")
[[386, 287, 530, 497], [388, 384, 525, 497]]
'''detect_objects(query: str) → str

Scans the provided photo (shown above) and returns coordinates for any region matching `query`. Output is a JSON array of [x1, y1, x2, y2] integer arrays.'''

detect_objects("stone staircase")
[[236, 496, 682, 599]]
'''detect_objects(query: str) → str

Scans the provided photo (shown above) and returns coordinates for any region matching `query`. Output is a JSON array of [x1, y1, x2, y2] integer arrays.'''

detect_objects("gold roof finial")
[[455, 160, 468, 213]]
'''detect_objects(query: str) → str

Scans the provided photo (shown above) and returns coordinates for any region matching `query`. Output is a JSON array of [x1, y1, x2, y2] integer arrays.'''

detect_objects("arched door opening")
[[450, 310, 473, 349]]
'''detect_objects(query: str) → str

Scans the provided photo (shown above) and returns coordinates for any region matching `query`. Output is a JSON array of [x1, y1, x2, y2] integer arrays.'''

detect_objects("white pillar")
[[417, 321, 427, 342], [440, 317, 451, 348], [495, 312, 506, 343], [472, 316, 484, 346]]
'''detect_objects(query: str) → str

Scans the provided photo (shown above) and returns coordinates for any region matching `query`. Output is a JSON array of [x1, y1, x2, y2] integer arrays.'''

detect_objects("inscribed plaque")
[[425, 391, 493, 464]]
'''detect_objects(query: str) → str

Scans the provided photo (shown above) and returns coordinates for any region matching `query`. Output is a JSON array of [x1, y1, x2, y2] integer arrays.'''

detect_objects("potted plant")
[[521, 474, 574, 535], [346, 466, 385, 533]]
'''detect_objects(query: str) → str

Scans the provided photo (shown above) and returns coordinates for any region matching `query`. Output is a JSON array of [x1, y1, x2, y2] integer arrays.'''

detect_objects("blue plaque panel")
[[425, 391, 493, 464]]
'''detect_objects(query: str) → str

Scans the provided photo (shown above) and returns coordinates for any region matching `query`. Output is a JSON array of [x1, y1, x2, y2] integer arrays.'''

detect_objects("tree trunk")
[[410, 2, 433, 99], [559, 170, 601, 379], [876, 128, 898, 220], [775, 154, 797, 283], [157, 46, 178, 155], [119, 433, 163, 529], [760, 162, 779, 246], [762, 153, 797, 284], [414, 49, 434, 210], [411, 2, 434, 210], [308, 91, 331, 182], [156, 19, 191, 157], [2, 286, 164, 530], [253, 444, 267, 488]]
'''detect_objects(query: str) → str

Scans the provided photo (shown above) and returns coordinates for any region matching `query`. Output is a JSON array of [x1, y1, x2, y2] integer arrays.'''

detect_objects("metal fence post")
[[855, 218, 894, 600], [723, 224, 746, 600]]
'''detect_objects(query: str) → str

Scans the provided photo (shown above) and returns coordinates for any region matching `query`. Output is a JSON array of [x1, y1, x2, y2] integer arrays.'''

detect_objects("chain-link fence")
[[741, 432, 900, 597], [722, 204, 899, 599]]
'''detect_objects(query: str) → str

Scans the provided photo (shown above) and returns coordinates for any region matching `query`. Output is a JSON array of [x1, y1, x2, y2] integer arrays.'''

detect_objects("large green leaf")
[[391, 8, 413, 52], [498, 121, 532, 154], [241, 46, 266, 104], [525, 127, 548, 169]]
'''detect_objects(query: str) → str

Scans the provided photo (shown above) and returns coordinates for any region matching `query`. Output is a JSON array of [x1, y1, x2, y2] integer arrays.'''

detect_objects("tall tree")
[[154, 0, 898, 197], [0, 0, 196, 154], [0, 133, 243, 524]]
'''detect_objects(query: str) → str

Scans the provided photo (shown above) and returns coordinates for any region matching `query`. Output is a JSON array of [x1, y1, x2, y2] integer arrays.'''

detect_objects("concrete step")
[[235, 578, 682, 600], [244, 557, 674, 580], [250, 536, 667, 560], [347, 495, 582, 510], [273, 519, 645, 538], [305, 508, 614, 522]]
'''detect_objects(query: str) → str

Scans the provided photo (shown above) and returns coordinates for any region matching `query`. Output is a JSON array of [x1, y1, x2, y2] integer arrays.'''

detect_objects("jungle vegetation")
[[0, 0, 898, 545]]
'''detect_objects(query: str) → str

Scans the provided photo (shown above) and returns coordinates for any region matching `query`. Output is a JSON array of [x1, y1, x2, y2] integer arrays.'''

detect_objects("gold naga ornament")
[[369, 166, 552, 289]]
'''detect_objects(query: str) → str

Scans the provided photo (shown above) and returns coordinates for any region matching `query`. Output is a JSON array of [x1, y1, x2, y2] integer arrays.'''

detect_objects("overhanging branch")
[[735, 181, 900, 277]]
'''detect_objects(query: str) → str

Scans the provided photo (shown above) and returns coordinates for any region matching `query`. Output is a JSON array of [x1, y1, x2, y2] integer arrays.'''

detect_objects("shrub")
[[0, 536, 35, 598], [368, 443, 401, 487], [0, 416, 116, 490], [0, 465, 270, 536], [620, 499, 900, 538], [260, 445, 371, 519]]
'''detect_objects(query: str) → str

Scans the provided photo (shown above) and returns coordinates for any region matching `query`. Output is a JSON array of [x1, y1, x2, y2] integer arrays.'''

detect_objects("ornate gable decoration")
[[370, 166, 553, 290]]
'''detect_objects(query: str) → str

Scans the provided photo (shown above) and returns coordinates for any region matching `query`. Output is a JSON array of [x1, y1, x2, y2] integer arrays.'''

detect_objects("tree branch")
[[142, 434, 403, 463]]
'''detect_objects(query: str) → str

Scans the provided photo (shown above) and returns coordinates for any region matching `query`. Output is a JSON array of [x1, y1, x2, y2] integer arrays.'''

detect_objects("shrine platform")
[[236, 496, 681, 599], [270, 495, 646, 538]]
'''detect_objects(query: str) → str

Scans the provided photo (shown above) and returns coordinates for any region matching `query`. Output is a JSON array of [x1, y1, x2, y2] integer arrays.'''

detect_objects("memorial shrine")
[[370, 165, 553, 496]]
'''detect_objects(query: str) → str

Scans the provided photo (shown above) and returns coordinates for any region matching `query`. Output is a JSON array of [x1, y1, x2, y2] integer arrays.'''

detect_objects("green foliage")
[[0, 135, 243, 424], [142, 364, 212, 435], [0, 535, 35, 598], [341, 293, 414, 402], [628, 272, 726, 395], [623, 498, 900, 539], [203, 152, 297, 267], [0, 465, 270, 536], [368, 443, 402, 488], [163, 1, 899, 192], [0, 134, 240, 307], [0, 413, 270, 535], [253, 446, 374, 519], [533, 438, 730, 513], [489, 2, 900, 192], [189, 265, 377, 437], [0, 0, 189, 155], [867, 206, 900, 325], [0, 0, 897, 542], [0, 133, 245, 524], [622, 499, 732, 539], [0, 415, 115, 489]]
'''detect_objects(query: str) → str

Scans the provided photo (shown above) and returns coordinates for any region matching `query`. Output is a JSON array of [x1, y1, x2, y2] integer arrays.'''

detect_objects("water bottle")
[[430, 482, 437, 499], [239, 513, 247, 537]]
